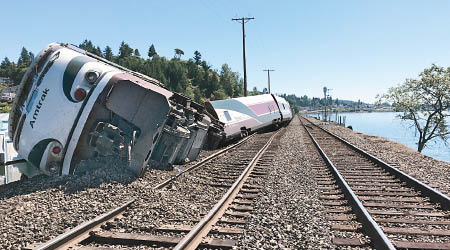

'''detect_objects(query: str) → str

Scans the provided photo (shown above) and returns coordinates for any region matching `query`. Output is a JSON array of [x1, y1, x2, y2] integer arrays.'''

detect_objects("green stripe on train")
[[63, 56, 93, 102], [28, 138, 55, 168]]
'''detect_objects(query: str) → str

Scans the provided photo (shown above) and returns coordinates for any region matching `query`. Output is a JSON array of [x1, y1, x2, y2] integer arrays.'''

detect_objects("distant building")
[[0, 77, 13, 85], [0, 86, 18, 103], [0, 93, 15, 103]]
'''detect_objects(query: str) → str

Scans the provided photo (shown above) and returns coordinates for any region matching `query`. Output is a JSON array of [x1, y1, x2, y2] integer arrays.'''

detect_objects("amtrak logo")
[[30, 88, 50, 128]]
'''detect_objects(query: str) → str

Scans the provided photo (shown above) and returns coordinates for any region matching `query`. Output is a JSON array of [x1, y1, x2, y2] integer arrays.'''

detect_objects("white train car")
[[9, 43, 221, 178], [274, 95, 293, 124], [206, 94, 292, 140]]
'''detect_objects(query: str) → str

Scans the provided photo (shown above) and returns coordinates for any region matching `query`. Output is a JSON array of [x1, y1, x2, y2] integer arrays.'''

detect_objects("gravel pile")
[[236, 116, 339, 249], [306, 116, 450, 197]]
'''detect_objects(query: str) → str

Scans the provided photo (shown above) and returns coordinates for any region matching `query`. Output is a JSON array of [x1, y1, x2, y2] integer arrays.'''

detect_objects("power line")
[[262, 69, 275, 94], [232, 17, 254, 97]]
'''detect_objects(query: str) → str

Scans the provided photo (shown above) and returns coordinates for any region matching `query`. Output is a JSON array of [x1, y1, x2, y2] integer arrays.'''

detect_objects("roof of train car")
[[208, 94, 278, 119], [222, 94, 274, 105]]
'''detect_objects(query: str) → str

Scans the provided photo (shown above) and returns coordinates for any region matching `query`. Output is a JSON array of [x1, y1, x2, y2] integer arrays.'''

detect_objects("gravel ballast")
[[237, 116, 339, 249]]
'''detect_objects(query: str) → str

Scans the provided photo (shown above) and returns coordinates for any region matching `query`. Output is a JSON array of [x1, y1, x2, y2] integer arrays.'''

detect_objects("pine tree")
[[17, 47, 31, 66], [0, 57, 12, 68], [79, 40, 95, 53], [194, 50, 202, 65], [134, 49, 141, 57], [118, 41, 133, 59], [103, 46, 113, 61], [148, 44, 157, 58], [94, 46, 102, 56]]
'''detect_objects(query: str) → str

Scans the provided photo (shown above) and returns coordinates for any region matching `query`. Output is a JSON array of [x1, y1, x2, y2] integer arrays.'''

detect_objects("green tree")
[[201, 60, 210, 71], [165, 59, 188, 93], [0, 57, 12, 68], [17, 47, 32, 66], [378, 64, 450, 152], [174, 48, 184, 59], [211, 88, 227, 100], [79, 39, 94, 51], [0, 57, 14, 80], [94, 46, 102, 56], [186, 59, 198, 79], [148, 44, 157, 58], [79, 40, 103, 56], [220, 64, 239, 97], [79, 40, 100, 56], [194, 50, 202, 65], [134, 49, 141, 57], [103, 46, 114, 61], [118, 41, 133, 59]]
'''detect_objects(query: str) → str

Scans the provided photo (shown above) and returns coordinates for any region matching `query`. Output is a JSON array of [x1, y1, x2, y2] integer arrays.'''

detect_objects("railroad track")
[[300, 116, 450, 250], [28, 129, 283, 250]]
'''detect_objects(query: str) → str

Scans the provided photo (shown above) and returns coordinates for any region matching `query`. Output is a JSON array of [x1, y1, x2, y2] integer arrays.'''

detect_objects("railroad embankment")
[[307, 116, 450, 197]]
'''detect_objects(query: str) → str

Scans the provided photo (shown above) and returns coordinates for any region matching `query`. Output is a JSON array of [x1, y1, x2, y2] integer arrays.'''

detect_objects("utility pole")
[[323, 87, 327, 121], [232, 17, 254, 96], [327, 89, 333, 122], [262, 69, 275, 93]]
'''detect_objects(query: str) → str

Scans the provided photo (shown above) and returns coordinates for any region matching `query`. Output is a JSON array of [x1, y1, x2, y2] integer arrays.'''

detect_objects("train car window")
[[224, 111, 232, 121]]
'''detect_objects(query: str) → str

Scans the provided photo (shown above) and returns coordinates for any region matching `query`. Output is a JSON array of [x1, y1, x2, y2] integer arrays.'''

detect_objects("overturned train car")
[[205, 94, 293, 142], [9, 43, 224, 177]]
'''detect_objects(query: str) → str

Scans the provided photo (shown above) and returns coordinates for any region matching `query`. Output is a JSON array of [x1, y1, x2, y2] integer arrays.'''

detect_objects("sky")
[[2, 0, 450, 103]]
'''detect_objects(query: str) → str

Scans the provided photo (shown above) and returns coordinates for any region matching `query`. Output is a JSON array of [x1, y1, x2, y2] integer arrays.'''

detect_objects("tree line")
[[0, 40, 327, 113], [279, 93, 367, 113], [0, 40, 246, 104], [0, 47, 34, 85]]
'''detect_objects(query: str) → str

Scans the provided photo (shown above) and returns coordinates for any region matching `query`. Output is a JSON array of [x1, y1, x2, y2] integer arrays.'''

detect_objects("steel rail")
[[153, 134, 256, 190], [34, 199, 135, 250], [173, 130, 280, 250], [300, 117, 396, 250], [302, 115, 450, 210]]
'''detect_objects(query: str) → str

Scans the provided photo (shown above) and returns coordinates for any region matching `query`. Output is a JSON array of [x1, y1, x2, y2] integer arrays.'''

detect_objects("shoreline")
[[304, 112, 450, 163]]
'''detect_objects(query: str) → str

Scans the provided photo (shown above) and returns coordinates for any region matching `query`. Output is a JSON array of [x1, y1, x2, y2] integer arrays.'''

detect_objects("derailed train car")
[[9, 43, 224, 177], [205, 94, 293, 142]]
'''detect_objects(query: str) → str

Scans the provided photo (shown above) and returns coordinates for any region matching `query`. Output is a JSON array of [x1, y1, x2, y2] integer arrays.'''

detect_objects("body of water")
[[309, 112, 450, 162]]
